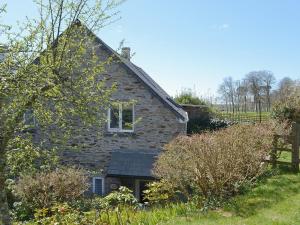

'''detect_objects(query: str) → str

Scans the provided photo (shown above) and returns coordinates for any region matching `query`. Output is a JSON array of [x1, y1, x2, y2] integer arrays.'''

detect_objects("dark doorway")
[[139, 180, 149, 202]]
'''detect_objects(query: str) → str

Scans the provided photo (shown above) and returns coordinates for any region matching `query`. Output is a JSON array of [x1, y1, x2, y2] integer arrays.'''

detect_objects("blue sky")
[[1, 0, 300, 98]]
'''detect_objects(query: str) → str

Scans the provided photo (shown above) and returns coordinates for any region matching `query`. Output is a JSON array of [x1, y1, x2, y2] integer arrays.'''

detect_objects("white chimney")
[[121, 47, 131, 60]]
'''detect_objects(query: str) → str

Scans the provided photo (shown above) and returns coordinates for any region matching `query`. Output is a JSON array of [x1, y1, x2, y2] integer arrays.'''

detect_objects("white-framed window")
[[92, 177, 105, 196], [108, 102, 134, 132]]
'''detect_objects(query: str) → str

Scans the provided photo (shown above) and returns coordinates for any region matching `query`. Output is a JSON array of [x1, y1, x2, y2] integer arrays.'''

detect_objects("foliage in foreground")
[[15, 202, 195, 225], [272, 80, 300, 122], [15, 171, 300, 225], [12, 167, 88, 220], [0, 0, 122, 223], [14, 186, 143, 225], [143, 180, 182, 205], [5, 137, 58, 178], [155, 124, 274, 202]]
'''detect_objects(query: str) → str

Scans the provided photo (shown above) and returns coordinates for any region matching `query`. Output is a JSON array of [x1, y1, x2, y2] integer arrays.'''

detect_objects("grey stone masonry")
[[61, 24, 187, 176]]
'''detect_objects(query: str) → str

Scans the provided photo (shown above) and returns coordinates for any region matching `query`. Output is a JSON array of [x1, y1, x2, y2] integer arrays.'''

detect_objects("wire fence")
[[216, 112, 271, 123]]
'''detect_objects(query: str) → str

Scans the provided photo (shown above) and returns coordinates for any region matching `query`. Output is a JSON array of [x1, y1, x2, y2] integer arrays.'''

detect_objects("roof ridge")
[[76, 22, 188, 122]]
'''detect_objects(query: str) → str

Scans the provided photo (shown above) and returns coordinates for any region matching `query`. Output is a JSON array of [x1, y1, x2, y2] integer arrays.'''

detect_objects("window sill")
[[108, 129, 134, 133], [104, 131, 137, 137]]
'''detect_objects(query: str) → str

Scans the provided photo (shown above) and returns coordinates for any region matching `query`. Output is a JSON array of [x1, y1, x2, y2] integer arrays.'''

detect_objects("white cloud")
[[220, 23, 230, 29], [211, 23, 230, 31]]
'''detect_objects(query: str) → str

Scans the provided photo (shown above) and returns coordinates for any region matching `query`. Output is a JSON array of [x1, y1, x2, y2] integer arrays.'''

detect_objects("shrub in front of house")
[[154, 123, 274, 206], [13, 166, 89, 219], [143, 180, 182, 205], [18, 186, 139, 224]]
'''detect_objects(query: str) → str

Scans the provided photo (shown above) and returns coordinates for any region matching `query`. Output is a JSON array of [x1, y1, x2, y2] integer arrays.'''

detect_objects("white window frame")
[[92, 177, 105, 196], [108, 103, 135, 133]]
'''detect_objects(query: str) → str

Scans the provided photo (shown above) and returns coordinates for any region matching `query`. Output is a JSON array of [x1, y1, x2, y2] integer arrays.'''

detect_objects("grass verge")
[[165, 170, 300, 225]]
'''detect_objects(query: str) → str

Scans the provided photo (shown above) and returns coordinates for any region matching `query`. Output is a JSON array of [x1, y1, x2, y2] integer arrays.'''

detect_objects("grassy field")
[[165, 171, 300, 225], [216, 111, 271, 123]]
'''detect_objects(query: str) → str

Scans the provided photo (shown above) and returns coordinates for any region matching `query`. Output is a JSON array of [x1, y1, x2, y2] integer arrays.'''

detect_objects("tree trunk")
[[0, 137, 11, 225]]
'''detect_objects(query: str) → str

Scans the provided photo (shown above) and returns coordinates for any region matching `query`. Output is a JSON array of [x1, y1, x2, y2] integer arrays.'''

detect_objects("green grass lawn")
[[165, 171, 300, 225], [216, 111, 271, 123], [278, 151, 292, 162]]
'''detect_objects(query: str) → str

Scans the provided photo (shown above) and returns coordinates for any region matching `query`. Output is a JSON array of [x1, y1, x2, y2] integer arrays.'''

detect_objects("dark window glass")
[[94, 178, 103, 195], [110, 105, 119, 129], [122, 104, 133, 130]]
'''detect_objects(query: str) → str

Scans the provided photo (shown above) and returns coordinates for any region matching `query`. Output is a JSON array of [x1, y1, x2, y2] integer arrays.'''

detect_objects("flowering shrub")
[[102, 186, 138, 209], [154, 124, 274, 202]]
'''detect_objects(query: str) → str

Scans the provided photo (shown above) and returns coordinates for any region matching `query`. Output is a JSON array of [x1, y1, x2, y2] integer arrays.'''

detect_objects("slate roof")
[[107, 150, 159, 178], [76, 21, 189, 123]]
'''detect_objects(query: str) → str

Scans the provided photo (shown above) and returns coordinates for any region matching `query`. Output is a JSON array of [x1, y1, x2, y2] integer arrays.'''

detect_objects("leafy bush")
[[188, 117, 233, 134], [102, 186, 138, 209], [19, 202, 193, 225], [14, 167, 89, 212], [143, 180, 181, 205], [174, 90, 206, 105], [209, 118, 234, 130], [21, 187, 139, 225], [154, 124, 274, 204]]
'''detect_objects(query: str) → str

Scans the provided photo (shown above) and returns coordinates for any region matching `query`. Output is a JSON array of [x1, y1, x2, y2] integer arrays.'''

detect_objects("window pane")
[[94, 178, 103, 195], [122, 104, 133, 130], [110, 106, 119, 129]]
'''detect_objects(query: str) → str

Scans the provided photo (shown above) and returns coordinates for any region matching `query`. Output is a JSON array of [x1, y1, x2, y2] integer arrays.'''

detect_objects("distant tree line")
[[217, 70, 296, 113]]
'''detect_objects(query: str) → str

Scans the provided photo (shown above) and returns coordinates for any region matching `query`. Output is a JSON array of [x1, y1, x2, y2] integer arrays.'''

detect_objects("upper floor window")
[[108, 103, 134, 132]]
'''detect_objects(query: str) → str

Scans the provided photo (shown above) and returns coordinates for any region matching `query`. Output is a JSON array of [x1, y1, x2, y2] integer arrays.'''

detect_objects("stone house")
[[29, 21, 189, 201]]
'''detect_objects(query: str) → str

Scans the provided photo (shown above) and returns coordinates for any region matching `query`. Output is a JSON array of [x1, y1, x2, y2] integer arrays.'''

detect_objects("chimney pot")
[[121, 47, 131, 60]]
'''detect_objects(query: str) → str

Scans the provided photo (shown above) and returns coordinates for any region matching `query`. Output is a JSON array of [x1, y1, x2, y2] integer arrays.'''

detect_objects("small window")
[[93, 177, 104, 196], [108, 103, 134, 132]]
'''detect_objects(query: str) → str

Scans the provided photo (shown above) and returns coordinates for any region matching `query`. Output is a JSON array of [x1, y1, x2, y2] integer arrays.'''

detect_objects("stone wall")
[[61, 38, 187, 177]]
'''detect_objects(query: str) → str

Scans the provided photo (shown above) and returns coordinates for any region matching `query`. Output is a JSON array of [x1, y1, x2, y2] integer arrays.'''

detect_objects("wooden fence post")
[[291, 122, 300, 172], [271, 135, 278, 168]]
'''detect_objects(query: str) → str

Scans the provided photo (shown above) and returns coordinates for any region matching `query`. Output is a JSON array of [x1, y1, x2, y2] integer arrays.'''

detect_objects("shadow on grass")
[[225, 169, 300, 218]]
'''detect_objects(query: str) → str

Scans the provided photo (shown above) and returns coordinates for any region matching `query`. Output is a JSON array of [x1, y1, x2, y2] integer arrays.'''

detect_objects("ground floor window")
[[92, 177, 104, 195]]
